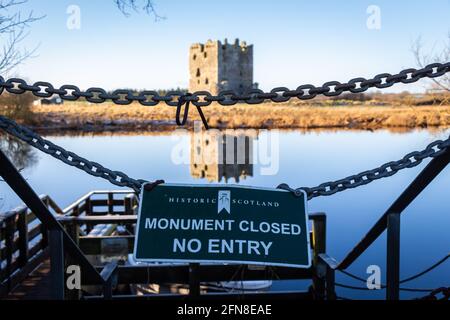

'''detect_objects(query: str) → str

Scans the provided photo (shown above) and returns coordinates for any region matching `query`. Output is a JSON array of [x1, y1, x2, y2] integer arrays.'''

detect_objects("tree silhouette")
[[0, 1, 163, 75], [412, 34, 450, 92], [114, 0, 164, 20]]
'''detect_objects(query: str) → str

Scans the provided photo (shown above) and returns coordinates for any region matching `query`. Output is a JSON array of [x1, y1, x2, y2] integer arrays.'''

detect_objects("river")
[[1, 128, 449, 299]]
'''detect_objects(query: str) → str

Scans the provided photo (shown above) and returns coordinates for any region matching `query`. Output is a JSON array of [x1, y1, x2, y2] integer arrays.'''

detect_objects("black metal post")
[[386, 212, 400, 300], [100, 261, 118, 300], [326, 266, 336, 300], [49, 229, 65, 300], [189, 263, 200, 297], [318, 254, 338, 300]]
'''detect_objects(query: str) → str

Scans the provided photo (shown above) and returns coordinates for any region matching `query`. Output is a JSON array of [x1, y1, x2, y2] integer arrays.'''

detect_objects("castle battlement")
[[189, 39, 254, 95]]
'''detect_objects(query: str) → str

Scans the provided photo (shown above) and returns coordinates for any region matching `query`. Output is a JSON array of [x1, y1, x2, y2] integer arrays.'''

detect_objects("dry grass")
[[31, 101, 450, 131]]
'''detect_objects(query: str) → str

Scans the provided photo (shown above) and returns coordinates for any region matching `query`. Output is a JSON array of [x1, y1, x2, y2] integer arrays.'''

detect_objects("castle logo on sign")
[[218, 190, 230, 214]]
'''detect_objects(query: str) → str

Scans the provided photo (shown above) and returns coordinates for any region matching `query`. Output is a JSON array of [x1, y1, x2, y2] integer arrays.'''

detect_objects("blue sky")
[[11, 0, 450, 92]]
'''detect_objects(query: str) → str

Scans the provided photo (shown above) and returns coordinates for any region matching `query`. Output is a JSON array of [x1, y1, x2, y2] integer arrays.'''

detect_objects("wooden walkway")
[[6, 260, 53, 300]]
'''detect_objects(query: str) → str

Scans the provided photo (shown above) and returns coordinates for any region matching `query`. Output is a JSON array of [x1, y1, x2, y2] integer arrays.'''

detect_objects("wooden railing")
[[0, 190, 138, 298], [0, 195, 62, 296]]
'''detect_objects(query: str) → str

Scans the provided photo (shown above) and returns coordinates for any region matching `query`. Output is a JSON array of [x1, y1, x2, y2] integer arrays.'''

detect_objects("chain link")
[[1, 62, 449, 107]]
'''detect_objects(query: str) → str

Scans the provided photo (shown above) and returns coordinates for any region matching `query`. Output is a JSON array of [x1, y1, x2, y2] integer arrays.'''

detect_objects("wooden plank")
[[124, 196, 133, 215], [72, 205, 80, 217], [107, 193, 114, 214], [3, 215, 15, 291], [2, 238, 43, 276], [85, 197, 92, 216], [88, 211, 128, 216], [16, 212, 29, 267], [29, 240, 45, 258], [1, 238, 18, 258], [28, 224, 42, 241], [62, 192, 93, 214], [89, 199, 125, 207], [45, 197, 63, 214], [0, 248, 49, 298], [26, 212, 37, 224], [57, 215, 137, 225], [310, 213, 326, 254], [0, 224, 43, 259], [78, 204, 86, 215]]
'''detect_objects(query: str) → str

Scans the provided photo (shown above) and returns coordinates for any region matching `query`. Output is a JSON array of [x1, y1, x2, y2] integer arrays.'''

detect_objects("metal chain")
[[278, 135, 450, 199], [0, 115, 147, 193], [417, 287, 450, 300], [1, 115, 449, 198], [0, 62, 449, 107]]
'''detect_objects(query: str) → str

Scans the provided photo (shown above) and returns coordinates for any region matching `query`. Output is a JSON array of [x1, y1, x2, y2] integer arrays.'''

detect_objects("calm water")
[[1, 128, 449, 299]]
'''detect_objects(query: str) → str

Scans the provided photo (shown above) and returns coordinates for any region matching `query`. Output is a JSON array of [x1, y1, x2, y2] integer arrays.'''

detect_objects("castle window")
[[204, 52, 207, 58], [196, 68, 201, 77], [193, 54, 197, 60], [205, 78, 209, 85]]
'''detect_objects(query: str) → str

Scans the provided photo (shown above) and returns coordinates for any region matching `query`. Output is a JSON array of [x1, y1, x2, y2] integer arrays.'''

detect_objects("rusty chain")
[[1, 62, 449, 107], [1, 114, 449, 198]]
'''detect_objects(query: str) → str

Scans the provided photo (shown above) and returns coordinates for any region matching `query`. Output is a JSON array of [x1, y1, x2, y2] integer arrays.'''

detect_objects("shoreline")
[[26, 121, 450, 136], [11, 102, 450, 134]]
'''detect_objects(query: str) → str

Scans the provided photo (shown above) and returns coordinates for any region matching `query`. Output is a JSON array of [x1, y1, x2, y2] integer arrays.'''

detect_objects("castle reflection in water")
[[190, 130, 256, 183]]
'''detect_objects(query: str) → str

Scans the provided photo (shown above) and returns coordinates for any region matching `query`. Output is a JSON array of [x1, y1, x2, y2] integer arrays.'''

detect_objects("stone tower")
[[189, 39, 253, 95]]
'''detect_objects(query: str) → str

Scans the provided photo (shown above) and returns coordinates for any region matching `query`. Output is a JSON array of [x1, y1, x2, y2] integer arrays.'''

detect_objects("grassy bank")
[[27, 102, 450, 131]]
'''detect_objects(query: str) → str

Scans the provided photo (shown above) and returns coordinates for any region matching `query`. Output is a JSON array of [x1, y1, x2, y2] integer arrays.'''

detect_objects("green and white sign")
[[134, 184, 311, 268]]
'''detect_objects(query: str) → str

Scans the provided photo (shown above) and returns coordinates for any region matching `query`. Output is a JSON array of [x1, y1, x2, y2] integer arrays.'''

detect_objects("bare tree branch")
[[0, 0, 44, 75], [114, 0, 165, 21], [411, 33, 450, 92]]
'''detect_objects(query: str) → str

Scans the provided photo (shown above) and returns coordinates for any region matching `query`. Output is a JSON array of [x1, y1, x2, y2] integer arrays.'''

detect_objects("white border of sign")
[[133, 183, 311, 268]]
